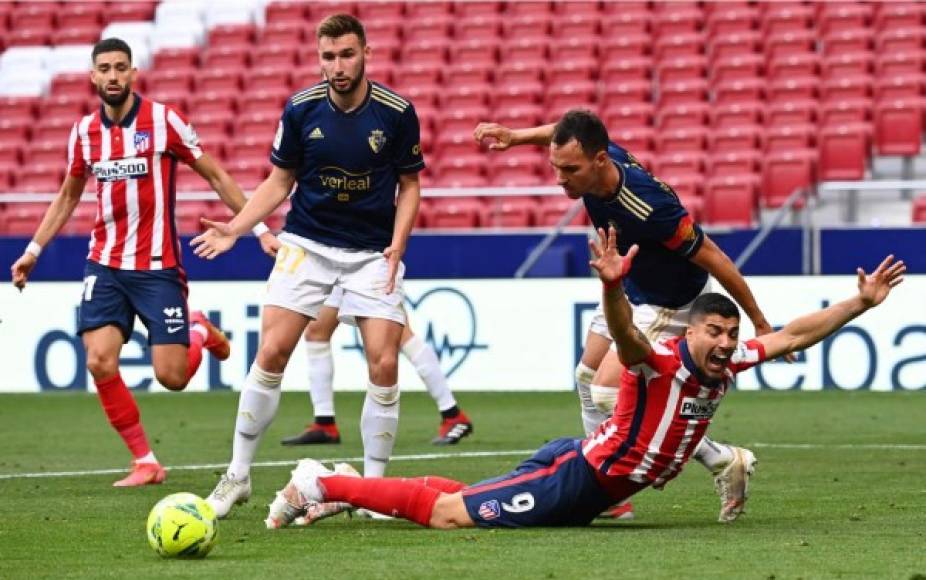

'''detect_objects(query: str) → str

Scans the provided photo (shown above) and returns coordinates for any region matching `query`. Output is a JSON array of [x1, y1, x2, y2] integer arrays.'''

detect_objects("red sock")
[[410, 476, 466, 494], [185, 328, 205, 382], [320, 476, 442, 527], [95, 374, 151, 460]]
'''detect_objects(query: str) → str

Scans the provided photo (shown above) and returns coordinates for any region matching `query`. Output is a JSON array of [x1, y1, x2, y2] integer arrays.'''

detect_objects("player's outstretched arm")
[[758, 255, 906, 360], [10, 174, 87, 290], [189, 153, 280, 257], [473, 122, 556, 150], [190, 166, 295, 260], [588, 226, 652, 366], [383, 172, 420, 294]]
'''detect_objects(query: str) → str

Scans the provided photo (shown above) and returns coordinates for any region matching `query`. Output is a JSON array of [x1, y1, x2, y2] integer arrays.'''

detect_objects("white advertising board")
[[0, 276, 924, 393]]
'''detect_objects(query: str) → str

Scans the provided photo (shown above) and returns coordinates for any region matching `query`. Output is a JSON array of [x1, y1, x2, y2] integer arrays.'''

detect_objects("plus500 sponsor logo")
[[92, 157, 149, 182]]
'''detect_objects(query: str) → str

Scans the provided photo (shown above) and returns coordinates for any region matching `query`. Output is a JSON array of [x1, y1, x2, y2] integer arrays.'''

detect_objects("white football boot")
[[713, 446, 758, 523], [206, 473, 252, 519], [265, 459, 349, 529], [291, 463, 360, 527]]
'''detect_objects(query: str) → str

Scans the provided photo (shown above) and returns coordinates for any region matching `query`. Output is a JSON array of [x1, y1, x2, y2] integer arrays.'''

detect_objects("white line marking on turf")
[[0, 449, 537, 481], [0, 443, 923, 481]]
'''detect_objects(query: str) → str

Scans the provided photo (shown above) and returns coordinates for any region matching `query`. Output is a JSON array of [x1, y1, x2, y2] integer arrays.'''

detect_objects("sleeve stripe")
[[618, 189, 650, 221], [371, 85, 409, 106], [165, 109, 203, 159], [371, 94, 406, 113], [620, 185, 654, 213]]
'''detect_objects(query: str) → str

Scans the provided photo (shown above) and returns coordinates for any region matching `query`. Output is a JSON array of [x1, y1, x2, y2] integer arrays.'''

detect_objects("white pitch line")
[[0, 449, 537, 481], [0, 443, 923, 481]]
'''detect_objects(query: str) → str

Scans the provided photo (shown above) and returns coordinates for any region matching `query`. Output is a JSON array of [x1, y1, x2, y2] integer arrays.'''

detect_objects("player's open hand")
[[190, 218, 240, 260], [10, 252, 37, 291], [857, 254, 905, 308], [589, 226, 638, 286], [383, 245, 402, 294], [258, 231, 281, 258], [473, 122, 514, 150]]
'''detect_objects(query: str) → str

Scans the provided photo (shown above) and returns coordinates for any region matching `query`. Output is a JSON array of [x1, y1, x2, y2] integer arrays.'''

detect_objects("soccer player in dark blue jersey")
[[191, 14, 424, 518], [475, 110, 778, 520]]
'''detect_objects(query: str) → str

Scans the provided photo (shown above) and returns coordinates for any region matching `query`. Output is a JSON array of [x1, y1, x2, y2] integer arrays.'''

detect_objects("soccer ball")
[[146, 492, 217, 558]]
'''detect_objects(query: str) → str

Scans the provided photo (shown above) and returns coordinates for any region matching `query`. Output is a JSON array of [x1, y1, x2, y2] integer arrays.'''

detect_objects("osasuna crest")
[[134, 131, 151, 153], [368, 129, 386, 153]]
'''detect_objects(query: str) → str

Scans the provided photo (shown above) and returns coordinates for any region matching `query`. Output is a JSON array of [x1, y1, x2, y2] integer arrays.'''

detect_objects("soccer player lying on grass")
[[264, 228, 905, 529]]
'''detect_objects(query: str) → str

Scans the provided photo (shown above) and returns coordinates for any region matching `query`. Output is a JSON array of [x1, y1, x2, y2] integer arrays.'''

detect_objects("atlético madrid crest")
[[134, 131, 151, 153], [368, 129, 386, 153]]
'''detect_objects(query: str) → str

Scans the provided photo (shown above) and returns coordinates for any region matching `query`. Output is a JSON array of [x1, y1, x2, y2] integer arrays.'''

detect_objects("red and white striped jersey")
[[67, 94, 203, 270], [582, 336, 765, 493]]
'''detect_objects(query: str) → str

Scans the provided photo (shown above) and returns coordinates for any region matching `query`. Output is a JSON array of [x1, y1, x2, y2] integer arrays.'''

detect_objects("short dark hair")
[[551, 109, 609, 158], [316, 13, 366, 46], [92, 38, 132, 64], [688, 293, 741, 324]]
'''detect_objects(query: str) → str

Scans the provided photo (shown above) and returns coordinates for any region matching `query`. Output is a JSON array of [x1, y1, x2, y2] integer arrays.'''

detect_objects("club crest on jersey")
[[134, 131, 151, 153], [679, 396, 721, 420], [368, 129, 386, 153], [477, 500, 500, 520]]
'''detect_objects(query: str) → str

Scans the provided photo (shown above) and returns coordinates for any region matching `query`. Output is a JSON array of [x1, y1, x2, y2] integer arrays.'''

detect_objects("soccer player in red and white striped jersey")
[[10, 38, 279, 487], [264, 227, 905, 529]]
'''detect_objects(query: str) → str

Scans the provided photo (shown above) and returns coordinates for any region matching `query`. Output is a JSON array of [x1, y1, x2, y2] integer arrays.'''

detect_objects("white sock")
[[191, 323, 208, 341], [228, 363, 283, 480], [402, 334, 456, 412], [305, 340, 335, 417], [576, 363, 607, 436], [360, 382, 400, 477], [693, 436, 735, 473], [135, 451, 158, 465]]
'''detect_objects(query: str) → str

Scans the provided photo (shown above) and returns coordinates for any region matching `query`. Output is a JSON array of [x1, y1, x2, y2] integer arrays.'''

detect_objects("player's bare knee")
[[256, 342, 292, 374], [367, 352, 399, 385], [86, 351, 119, 380], [155, 367, 188, 391]]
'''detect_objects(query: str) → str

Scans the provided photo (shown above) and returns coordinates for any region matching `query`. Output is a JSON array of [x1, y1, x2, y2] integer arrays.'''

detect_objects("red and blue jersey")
[[582, 142, 708, 308], [270, 80, 425, 251], [582, 336, 766, 494]]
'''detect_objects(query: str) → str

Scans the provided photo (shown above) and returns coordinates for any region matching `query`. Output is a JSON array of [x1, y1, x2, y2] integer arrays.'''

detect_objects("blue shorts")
[[461, 438, 616, 528], [77, 261, 190, 346]]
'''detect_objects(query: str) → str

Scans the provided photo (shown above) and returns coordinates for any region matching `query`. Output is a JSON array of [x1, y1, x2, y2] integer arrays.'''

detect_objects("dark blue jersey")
[[583, 142, 708, 308], [270, 81, 425, 250]]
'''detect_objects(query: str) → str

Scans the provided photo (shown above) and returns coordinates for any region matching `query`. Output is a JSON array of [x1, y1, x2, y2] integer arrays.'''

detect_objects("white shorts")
[[587, 282, 712, 345], [264, 233, 406, 326]]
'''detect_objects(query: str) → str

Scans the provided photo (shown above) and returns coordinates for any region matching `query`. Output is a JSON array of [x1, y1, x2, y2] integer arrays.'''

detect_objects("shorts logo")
[[163, 307, 183, 319], [478, 500, 500, 520], [163, 306, 184, 328], [679, 396, 720, 419], [134, 131, 151, 153], [167, 326, 184, 334], [92, 157, 149, 182], [368, 129, 386, 153]]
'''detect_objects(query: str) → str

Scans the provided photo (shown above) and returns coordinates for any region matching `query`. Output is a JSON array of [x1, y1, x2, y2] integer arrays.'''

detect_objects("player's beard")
[[327, 58, 366, 96], [97, 83, 131, 107]]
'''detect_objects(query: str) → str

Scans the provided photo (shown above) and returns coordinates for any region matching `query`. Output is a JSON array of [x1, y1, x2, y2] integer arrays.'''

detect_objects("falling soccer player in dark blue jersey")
[[191, 14, 424, 519], [475, 110, 782, 522]]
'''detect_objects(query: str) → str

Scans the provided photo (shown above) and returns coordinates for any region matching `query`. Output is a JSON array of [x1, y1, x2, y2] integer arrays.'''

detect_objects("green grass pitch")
[[0, 391, 924, 580]]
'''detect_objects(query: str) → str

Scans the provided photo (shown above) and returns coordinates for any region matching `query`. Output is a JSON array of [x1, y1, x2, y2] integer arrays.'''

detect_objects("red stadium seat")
[[657, 103, 710, 130], [0, 96, 38, 120], [11, 5, 54, 30], [502, 16, 553, 41], [600, 56, 653, 83], [153, 48, 199, 70], [15, 164, 63, 194], [547, 58, 598, 85], [767, 76, 819, 104], [761, 4, 813, 36], [536, 196, 588, 227], [399, 38, 450, 66], [654, 32, 705, 60], [2, 203, 49, 234], [449, 39, 499, 65], [603, 102, 655, 130], [820, 3, 872, 36], [551, 13, 601, 38], [414, 15, 453, 41], [0, 141, 21, 165], [146, 69, 195, 95], [874, 99, 923, 156], [710, 54, 764, 84], [765, 30, 816, 60], [544, 81, 597, 111], [442, 62, 493, 86], [482, 197, 538, 228], [32, 118, 73, 146], [821, 75, 874, 102], [404, 1, 451, 18], [189, 93, 236, 117], [912, 195, 926, 223], [507, 1, 554, 16], [654, 151, 707, 176], [435, 105, 489, 134], [709, 125, 763, 153], [553, 1, 598, 16], [435, 130, 480, 158], [255, 45, 299, 69], [225, 159, 269, 191], [0, 118, 32, 143], [875, 74, 924, 102], [714, 78, 765, 105], [709, 31, 762, 61], [818, 124, 869, 181], [41, 95, 86, 121], [602, 10, 653, 37], [429, 198, 485, 228], [502, 36, 548, 64], [455, 2, 502, 17], [822, 28, 874, 57], [822, 52, 874, 80], [59, 202, 99, 236], [356, 1, 403, 19], [820, 98, 871, 126], [767, 53, 821, 80], [876, 51, 925, 78], [612, 127, 655, 154], [708, 150, 762, 177], [703, 175, 757, 226], [761, 150, 816, 207], [657, 55, 707, 84], [707, 6, 759, 36], [195, 69, 243, 94], [766, 100, 818, 127], [172, 201, 213, 234], [441, 83, 491, 109], [549, 38, 598, 62], [710, 102, 764, 128], [601, 79, 652, 107], [260, 22, 305, 46], [655, 127, 708, 153], [875, 4, 924, 32], [494, 104, 545, 128], [876, 28, 926, 54], [601, 33, 651, 59], [232, 113, 278, 141], [765, 124, 816, 154], [659, 172, 703, 201], [51, 26, 102, 45], [653, 6, 703, 37], [57, 3, 103, 29], [106, 2, 156, 23], [306, 1, 357, 18]]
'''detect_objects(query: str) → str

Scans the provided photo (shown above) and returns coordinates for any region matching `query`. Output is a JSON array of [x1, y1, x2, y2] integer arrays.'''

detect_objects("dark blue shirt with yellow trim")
[[583, 142, 708, 308], [270, 80, 424, 250]]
